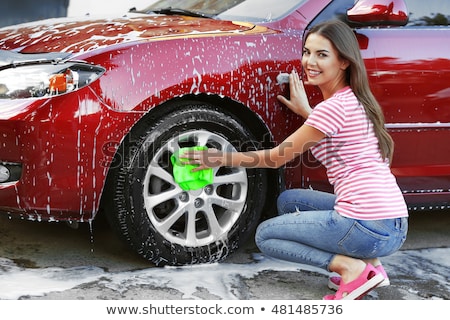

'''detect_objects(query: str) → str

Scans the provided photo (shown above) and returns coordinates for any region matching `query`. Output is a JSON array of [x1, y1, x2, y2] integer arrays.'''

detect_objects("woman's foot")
[[328, 264, 390, 291], [324, 263, 384, 300]]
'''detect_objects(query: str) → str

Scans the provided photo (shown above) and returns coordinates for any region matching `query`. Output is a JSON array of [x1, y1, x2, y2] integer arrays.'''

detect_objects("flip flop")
[[323, 263, 384, 300], [328, 264, 390, 291]]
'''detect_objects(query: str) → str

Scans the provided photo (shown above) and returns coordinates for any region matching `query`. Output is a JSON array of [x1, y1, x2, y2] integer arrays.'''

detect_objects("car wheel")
[[104, 101, 268, 266]]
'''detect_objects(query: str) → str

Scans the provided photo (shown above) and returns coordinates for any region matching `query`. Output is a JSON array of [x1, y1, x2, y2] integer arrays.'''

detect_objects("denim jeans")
[[255, 189, 408, 271]]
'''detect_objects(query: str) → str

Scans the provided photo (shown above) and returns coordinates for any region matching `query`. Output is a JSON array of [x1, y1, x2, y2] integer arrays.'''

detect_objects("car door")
[[303, 0, 450, 209]]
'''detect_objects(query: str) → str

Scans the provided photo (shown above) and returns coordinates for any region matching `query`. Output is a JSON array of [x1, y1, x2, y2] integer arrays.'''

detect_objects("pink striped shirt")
[[305, 87, 408, 220]]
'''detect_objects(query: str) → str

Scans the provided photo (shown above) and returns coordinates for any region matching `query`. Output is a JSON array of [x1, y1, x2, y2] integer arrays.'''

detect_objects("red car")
[[0, 0, 449, 265]]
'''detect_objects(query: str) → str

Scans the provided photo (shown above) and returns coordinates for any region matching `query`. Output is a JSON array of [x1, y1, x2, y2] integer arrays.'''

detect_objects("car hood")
[[0, 13, 264, 55]]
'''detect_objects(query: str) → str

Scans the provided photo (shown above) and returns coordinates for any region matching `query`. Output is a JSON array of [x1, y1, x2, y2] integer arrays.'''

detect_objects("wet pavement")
[[0, 209, 449, 300]]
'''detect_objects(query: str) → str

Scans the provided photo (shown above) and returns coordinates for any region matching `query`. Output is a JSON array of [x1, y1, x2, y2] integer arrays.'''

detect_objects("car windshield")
[[141, 0, 306, 22]]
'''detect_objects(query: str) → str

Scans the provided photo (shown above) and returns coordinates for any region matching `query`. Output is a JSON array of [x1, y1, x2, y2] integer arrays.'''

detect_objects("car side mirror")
[[347, 0, 408, 26]]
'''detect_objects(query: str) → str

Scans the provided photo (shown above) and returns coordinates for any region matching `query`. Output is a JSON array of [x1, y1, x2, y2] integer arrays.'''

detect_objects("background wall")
[[0, 0, 153, 28], [0, 0, 69, 27], [67, 0, 153, 17]]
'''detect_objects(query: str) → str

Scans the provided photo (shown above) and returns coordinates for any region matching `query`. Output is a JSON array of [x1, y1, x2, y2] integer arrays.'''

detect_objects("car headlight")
[[0, 62, 105, 99]]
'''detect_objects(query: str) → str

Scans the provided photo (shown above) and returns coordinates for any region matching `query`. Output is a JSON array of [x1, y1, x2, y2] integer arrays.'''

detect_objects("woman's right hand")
[[179, 148, 224, 172], [277, 69, 312, 119]]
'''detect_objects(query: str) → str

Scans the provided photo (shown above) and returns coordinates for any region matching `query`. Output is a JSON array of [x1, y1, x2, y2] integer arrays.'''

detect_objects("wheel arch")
[[151, 94, 275, 149], [99, 93, 282, 223]]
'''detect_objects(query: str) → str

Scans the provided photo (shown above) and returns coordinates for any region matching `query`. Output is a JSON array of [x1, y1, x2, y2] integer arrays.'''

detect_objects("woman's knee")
[[277, 189, 303, 214], [277, 188, 335, 213], [255, 216, 285, 246], [254, 222, 267, 249]]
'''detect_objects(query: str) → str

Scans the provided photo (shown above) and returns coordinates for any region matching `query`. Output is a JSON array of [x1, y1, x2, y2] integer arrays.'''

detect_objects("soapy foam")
[[1, 248, 449, 300]]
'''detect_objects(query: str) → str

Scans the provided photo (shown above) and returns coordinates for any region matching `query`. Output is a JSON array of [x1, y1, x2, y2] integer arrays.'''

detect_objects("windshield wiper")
[[146, 7, 212, 18], [0, 50, 71, 70]]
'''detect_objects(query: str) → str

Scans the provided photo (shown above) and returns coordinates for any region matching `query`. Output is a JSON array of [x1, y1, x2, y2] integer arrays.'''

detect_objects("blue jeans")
[[255, 189, 408, 271]]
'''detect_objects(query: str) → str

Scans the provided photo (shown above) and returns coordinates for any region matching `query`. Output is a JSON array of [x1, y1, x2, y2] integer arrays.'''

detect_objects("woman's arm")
[[181, 70, 323, 171], [182, 124, 325, 171]]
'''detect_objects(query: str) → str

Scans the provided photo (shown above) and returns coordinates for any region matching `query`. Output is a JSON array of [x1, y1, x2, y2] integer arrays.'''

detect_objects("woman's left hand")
[[277, 69, 312, 119]]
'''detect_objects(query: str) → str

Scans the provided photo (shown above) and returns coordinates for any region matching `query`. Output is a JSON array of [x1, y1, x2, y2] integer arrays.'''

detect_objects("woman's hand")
[[179, 148, 224, 172], [277, 69, 312, 119]]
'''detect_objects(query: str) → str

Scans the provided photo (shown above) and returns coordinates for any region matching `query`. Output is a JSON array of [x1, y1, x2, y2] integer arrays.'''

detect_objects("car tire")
[[103, 100, 269, 266]]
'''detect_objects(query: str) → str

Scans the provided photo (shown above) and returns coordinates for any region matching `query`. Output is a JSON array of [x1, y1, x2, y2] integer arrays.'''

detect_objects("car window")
[[405, 0, 450, 26], [217, 0, 305, 22], [308, 0, 357, 26], [310, 0, 450, 27], [143, 0, 307, 22], [144, 0, 246, 15]]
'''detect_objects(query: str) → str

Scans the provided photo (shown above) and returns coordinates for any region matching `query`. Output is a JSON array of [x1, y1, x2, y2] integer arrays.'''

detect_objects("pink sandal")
[[323, 263, 384, 300], [328, 264, 390, 291]]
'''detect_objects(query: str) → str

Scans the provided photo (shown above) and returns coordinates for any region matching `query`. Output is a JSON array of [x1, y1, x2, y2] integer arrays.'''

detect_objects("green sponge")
[[170, 146, 214, 191]]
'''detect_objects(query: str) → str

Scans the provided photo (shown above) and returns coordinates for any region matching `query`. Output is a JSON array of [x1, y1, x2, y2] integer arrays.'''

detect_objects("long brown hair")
[[307, 20, 394, 163]]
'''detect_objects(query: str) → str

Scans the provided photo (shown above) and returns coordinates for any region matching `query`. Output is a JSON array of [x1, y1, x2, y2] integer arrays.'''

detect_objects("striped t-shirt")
[[304, 86, 408, 220]]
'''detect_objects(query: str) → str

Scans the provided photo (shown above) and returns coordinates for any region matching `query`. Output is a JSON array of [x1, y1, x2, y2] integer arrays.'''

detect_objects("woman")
[[182, 20, 408, 300]]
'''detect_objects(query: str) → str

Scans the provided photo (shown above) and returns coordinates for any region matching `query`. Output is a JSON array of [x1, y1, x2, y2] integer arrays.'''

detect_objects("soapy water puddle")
[[1, 248, 449, 300]]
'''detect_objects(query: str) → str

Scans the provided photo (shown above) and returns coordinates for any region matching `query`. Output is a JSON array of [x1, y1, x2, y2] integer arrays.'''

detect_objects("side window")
[[308, 0, 356, 26], [405, 0, 450, 26], [311, 0, 450, 27]]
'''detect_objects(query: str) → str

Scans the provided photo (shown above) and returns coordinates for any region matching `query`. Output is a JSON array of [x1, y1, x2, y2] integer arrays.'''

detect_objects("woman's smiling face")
[[302, 33, 349, 98]]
